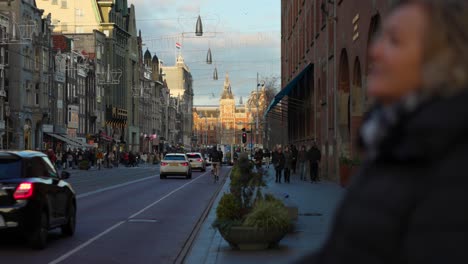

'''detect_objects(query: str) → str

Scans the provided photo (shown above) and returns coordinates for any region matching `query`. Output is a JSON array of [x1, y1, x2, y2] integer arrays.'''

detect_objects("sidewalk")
[[184, 165, 345, 264]]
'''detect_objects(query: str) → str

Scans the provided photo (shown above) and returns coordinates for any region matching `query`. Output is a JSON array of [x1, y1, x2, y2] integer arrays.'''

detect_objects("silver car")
[[159, 153, 192, 179], [186, 152, 206, 172]]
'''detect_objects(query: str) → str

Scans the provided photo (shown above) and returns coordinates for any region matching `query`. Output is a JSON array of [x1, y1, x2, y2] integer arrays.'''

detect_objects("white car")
[[160, 153, 192, 179], [186, 152, 206, 172]]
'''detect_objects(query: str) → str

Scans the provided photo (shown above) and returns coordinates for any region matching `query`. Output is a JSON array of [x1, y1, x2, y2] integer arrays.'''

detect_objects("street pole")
[[250, 121, 253, 158], [256, 72, 259, 147], [0, 44, 5, 149]]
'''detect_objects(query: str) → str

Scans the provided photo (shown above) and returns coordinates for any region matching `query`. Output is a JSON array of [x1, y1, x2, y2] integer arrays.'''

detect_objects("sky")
[[127, 0, 281, 106]]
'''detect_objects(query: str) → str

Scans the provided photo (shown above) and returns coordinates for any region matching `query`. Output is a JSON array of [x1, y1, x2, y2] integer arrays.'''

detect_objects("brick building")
[[268, 0, 392, 183]]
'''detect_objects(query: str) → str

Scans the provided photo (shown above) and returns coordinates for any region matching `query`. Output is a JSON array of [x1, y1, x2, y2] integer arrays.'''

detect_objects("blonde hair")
[[393, 0, 468, 96]]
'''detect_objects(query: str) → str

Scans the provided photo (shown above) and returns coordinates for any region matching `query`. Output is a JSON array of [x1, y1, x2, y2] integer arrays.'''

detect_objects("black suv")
[[0, 151, 76, 249]]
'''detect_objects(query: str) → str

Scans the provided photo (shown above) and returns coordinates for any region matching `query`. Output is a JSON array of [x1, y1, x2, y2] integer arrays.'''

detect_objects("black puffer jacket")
[[297, 90, 468, 264]]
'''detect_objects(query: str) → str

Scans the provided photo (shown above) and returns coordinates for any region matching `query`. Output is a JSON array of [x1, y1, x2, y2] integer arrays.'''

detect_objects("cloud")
[[176, 4, 200, 14], [128, 0, 281, 105]]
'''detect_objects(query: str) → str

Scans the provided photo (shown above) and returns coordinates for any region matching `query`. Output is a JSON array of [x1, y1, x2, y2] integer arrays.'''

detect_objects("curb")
[[174, 167, 232, 264]]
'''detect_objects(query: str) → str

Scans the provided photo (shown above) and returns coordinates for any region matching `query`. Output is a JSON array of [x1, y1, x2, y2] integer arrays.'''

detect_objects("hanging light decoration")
[[206, 48, 212, 64], [213, 66, 218, 80], [195, 15, 203, 36]]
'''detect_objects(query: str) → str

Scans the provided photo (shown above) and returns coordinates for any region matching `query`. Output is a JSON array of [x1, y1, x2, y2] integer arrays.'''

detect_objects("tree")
[[262, 75, 280, 104]]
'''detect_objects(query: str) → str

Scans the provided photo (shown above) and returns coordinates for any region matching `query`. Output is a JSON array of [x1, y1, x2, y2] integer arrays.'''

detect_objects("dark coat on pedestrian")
[[307, 145, 321, 163], [272, 150, 285, 170], [283, 150, 293, 170], [296, 90, 468, 264]]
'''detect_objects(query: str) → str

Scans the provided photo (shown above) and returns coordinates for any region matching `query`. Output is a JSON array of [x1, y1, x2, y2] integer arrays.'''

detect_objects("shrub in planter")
[[213, 152, 290, 250], [339, 155, 361, 187], [243, 200, 290, 233], [212, 193, 243, 232], [229, 153, 265, 216]]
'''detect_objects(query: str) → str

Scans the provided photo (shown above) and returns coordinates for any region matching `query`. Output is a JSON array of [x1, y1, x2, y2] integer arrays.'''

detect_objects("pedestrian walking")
[[308, 142, 321, 183], [271, 146, 285, 183], [291, 145, 298, 174], [297, 1, 468, 262], [283, 146, 293, 183], [56, 151, 63, 170], [263, 149, 271, 168], [67, 151, 74, 169], [96, 150, 104, 170], [297, 145, 307, 181]]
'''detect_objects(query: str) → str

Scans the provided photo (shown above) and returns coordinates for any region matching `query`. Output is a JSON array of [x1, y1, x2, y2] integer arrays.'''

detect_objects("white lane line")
[[76, 175, 158, 199], [49, 172, 208, 264], [48, 221, 125, 264], [129, 171, 208, 219]]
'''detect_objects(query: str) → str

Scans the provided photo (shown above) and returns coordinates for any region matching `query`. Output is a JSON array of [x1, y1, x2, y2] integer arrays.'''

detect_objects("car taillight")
[[14, 182, 34, 200], [161, 162, 168, 166], [181, 162, 189, 166], [197, 159, 203, 162]]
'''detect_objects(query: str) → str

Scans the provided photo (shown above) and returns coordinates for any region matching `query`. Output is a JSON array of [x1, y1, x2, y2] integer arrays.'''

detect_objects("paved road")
[[0, 164, 229, 264]]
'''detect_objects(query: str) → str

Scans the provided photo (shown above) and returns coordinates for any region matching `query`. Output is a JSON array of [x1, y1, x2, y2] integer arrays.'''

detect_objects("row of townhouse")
[[0, 0, 192, 153]]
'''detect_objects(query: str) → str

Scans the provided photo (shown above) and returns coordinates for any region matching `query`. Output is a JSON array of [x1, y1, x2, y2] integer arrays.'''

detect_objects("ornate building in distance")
[[193, 73, 269, 149]]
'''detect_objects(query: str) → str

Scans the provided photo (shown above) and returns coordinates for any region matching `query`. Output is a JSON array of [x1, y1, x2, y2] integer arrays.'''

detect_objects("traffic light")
[[242, 132, 247, 143]]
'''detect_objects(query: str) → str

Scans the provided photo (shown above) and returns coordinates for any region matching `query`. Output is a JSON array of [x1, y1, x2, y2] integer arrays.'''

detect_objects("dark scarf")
[[358, 92, 431, 162], [359, 89, 468, 163]]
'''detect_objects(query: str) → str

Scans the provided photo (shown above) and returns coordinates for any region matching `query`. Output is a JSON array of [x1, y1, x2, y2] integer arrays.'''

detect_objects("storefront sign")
[[42, 124, 53, 133]]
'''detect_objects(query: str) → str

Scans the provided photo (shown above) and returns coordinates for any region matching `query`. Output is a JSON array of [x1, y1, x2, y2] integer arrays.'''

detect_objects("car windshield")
[[164, 155, 186, 161], [0, 159, 22, 180], [186, 154, 201, 159]]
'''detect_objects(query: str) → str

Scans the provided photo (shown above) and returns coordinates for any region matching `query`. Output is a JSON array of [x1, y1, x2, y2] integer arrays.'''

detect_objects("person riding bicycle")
[[210, 147, 222, 180]]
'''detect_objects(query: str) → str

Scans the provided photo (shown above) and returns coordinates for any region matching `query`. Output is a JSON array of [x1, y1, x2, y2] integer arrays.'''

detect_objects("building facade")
[[0, 0, 54, 150], [161, 53, 193, 148], [193, 73, 268, 149], [273, 0, 392, 183], [38, 0, 142, 152]]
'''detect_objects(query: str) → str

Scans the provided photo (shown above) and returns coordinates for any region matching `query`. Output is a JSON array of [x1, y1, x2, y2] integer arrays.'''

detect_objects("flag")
[[176, 42, 182, 49]]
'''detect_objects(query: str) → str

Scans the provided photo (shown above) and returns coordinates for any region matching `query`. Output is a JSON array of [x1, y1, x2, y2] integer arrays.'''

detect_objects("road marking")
[[129, 171, 208, 219], [48, 221, 126, 264], [76, 175, 158, 199], [49, 172, 208, 264]]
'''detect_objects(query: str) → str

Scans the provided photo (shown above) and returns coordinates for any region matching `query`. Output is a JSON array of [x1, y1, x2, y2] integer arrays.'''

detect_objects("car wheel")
[[61, 202, 76, 237], [160, 173, 166, 179], [186, 171, 192, 179], [29, 211, 48, 250], [202, 166, 206, 172]]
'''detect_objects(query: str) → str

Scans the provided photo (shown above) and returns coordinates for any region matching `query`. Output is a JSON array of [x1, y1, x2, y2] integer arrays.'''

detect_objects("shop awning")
[[45, 133, 93, 148], [264, 63, 312, 118], [99, 132, 113, 142]]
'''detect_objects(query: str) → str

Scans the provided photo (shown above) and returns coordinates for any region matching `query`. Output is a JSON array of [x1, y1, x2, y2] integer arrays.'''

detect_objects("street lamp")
[[4, 102, 9, 149]]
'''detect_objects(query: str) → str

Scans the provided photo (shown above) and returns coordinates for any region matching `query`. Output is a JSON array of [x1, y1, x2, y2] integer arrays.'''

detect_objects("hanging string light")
[[206, 48, 212, 64], [213, 66, 218, 80], [195, 15, 203, 36]]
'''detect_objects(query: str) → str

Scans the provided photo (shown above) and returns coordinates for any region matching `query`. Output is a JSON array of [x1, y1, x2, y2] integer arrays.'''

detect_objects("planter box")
[[219, 226, 287, 251]]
